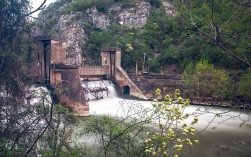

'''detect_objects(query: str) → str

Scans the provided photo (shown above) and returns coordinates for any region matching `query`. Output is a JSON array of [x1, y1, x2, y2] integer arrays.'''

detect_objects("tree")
[[84, 31, 114, 65], [38, 104, 79, 157], [182, 60, 229, 101], [0, 0, 73, 156], [80, 89, 199, 157], [0, 86, 53, 156], [238, 71, 251, 101], [172, 0, 251, 69]]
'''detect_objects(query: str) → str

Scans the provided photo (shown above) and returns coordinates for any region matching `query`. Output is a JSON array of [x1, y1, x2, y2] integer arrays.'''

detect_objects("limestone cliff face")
[[58, 13, 87, 65], [35, 0, 173, 66], [85, 1, 151, 30], [114, 2, 151, 27], [86, 7, 110, 30], [162, 1, 175, 16], [35, 3, 87, 66]]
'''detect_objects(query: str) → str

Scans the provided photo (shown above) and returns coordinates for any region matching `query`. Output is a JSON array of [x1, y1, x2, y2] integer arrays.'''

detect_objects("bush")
[[182, 60, 229, 99], [67, 0, 112, 12], [79, 89, 199, 157], [238, 71, 251, 100], [148, 59, 161, 73], [157, 46, 177, 66], [146, 0, 162, 8]]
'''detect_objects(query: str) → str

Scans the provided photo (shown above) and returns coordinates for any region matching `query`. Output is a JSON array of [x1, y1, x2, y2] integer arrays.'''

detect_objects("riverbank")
[[129, 93, 251, 110], [86, 89, 251, 157]]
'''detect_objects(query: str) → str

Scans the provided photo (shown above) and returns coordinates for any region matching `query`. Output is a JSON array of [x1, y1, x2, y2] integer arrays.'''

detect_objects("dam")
[[32, 36, 144, 116]]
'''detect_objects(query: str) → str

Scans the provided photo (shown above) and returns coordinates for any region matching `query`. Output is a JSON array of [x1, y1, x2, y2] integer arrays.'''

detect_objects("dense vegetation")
[[77, 89, 199, 157], [68, 0, 249, 71], [0, 0, 79, 156], [44, 0, 250, 72], [60, 0, 251, 101], [0, 0, 250, 156]]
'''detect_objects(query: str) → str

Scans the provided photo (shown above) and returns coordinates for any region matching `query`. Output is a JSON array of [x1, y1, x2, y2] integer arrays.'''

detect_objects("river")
[[86, 81, 251, 157]]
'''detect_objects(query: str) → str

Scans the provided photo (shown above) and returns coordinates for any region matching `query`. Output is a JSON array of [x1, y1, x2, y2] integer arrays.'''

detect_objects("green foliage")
[[81, 114, 147, 157], [69, 0, 251, 71], [157, 46, 177, 66], [67, 0, 113, 13], [145, 89, 199, 157], [182, 60, 229, 99], [0, 150, 26, 157], [39, 104, 79, 157], [40, 145, 100, 157], [46, 0, 73, 13], [48, 18, 59, 27], [84, 31, 114, 65], [66, 0, 137, 13], [148, 58, 160, 73], [146, 0, 162, 8], [143, 8, 175, 54], [45, 0, 251, 73], [175, 0, 251, 69], [0, 0, 36, 97], [0, 0, 29, 48], [238, 71, 251, 100], [80, 89, 199, 157]]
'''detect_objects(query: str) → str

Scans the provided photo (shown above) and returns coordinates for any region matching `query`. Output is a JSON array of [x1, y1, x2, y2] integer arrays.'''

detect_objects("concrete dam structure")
[[80, 48, 144, 98], [33, 36, 144, 116]]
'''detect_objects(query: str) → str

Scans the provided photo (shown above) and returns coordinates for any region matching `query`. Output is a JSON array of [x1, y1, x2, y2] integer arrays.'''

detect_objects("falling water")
[[85, 81, 251, 157]]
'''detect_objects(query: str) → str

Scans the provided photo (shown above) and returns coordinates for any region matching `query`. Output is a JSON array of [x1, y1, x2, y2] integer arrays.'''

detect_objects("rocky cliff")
[[35, 0, 174, 66]]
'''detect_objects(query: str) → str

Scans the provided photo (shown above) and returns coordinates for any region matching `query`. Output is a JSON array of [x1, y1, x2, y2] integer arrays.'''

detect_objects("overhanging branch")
[[24, 0, 47, 17], [172, 0, 251, 68]]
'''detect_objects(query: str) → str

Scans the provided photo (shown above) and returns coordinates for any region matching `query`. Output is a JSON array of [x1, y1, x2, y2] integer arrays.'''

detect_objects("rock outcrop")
[[162, 1, 176, 16], [35, 0, 174, 66], [58, 13, 87, 66], [116, 2, 151, 27], [86, 7, 110, 30]]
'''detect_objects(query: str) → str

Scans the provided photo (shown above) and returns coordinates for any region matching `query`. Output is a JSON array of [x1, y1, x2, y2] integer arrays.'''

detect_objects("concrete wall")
[[60, 67, 89, 116], [34, 37, 67, 83], [51, 40, 66, 64], [101, 48, 145, 98], [79, 66, 109, 77], [115, 66, 145, 98], [49, 65, 89, 116], [101, 48, 121, 79], [50, 69, 63, 88], [130, 75, 182, 99], [101, 51, 112, 79], [34, 36, 89, 116], [115, 50, 121, 67]]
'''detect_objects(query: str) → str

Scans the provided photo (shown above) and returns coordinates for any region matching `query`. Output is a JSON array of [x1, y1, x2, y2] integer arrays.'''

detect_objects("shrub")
[[80, 89, 199, 157], [67, 0, 113, 12], [182, 60, 229, 99], [238, 71, 251, 100], [148, 59, 161, 73]]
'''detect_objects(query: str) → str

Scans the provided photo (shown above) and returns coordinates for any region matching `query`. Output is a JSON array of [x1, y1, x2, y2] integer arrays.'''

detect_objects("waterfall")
[[81, 80, 120, 101]]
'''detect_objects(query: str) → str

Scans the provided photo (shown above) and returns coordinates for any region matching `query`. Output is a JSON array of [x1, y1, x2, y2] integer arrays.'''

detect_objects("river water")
[[87, 81, 251, 157]]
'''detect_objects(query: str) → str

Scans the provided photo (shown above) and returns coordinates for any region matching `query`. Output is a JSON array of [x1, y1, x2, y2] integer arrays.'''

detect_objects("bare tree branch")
[[172, 0, 251, 68], [210, 0, 220, 42], [10, 115, 42, 150], [24, 0, 47, 17], [25, 100, 54, 155]]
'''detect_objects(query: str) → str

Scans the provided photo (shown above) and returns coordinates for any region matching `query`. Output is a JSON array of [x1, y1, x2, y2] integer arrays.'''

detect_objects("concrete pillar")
[[115, 49, 121, 67]]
